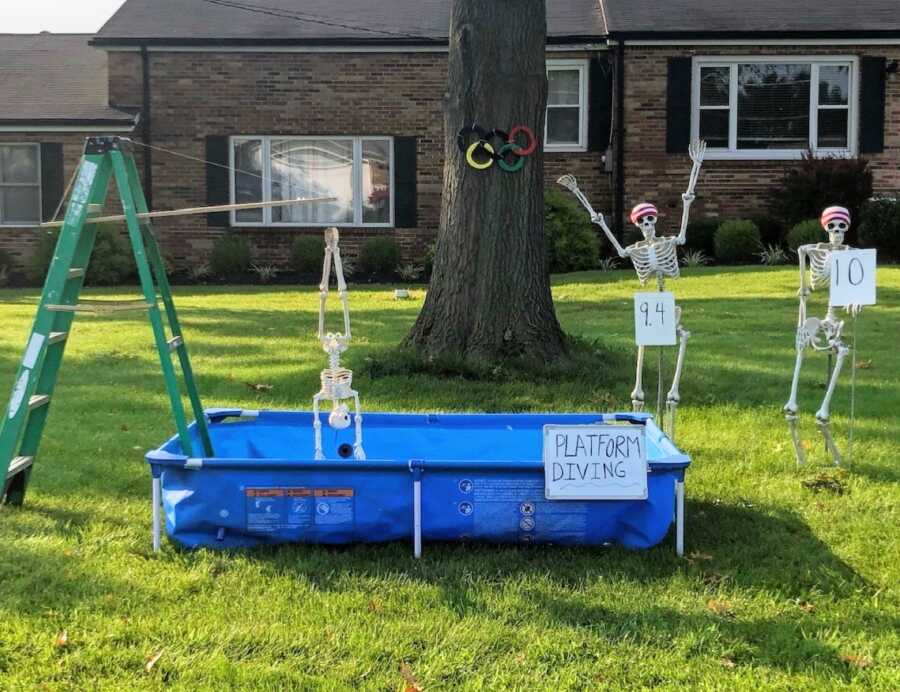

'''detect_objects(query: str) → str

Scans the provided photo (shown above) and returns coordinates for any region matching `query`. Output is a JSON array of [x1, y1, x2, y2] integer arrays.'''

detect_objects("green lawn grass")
[[0, 266, 898, 690]]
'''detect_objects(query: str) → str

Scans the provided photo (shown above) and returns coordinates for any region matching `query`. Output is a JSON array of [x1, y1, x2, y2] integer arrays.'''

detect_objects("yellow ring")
[[466, 141, 495, 170]]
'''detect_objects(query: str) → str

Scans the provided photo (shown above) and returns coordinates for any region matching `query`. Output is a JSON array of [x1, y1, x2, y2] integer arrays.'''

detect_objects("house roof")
[[602, 0, 900, 38], [94, 0, 607, 45], [0, 34, 137, 126], [93, 0, 900, 46]]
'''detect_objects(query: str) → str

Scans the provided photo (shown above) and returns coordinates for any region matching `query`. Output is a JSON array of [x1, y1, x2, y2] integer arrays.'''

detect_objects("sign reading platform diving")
[[543, 424, 648, 501]]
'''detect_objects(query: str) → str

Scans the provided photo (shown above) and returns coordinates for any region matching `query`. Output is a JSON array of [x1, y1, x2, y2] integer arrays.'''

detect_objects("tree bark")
[[404, 0, 566, 363]]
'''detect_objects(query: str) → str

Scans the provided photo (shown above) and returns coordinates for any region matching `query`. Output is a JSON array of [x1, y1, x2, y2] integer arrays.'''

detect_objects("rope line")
[[199, 0, 436, 41], [126, 138, 267, 183], [847, 313, 858, 467]]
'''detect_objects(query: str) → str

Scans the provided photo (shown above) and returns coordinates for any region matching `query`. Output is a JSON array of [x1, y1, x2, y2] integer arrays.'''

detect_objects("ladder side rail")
[[122, 155, 213, 457], [0, 155, 111, 491], [109, 150, 195, 457]]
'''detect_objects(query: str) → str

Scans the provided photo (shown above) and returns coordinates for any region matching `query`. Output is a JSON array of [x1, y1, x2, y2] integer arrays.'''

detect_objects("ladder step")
[[6, 456, 34, 480], [46, 300, 151, 314], [48, 331, 68, 345], [28, 395, 50, 410], [167, 336, 184, 352], [67, 268, 85, 279]]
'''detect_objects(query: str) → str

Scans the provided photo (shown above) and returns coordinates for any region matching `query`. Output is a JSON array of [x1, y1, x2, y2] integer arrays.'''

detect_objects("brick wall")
[[0, 133, 95, 274], [620, 44, 900, 232], [106, 49, 612, 271]]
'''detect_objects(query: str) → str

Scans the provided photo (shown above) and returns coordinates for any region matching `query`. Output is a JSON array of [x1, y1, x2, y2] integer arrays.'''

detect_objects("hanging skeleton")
[[558, 140, 705, 437], [783, 206, 859, 466], [313, 227, 365, 461]]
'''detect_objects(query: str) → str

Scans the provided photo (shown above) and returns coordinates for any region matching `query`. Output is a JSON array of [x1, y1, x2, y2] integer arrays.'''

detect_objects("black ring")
[[457, 124, 488, 153]]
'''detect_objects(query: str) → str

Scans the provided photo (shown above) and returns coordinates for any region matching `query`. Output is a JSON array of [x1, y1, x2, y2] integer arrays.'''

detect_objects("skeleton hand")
[[847, 303, 862, 317], [689, 139, 707, 166]]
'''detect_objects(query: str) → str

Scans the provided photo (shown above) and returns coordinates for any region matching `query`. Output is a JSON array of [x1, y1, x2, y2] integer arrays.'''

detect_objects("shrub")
[[858, 197, 900, 260], [423, 242, 437, 279], [769, 154, 873, 239], [0, 247, 12, 272], [357, 237, 401, 276], [750, 215, 786, 248], [250, 263, 278, 284], [28, 223, 136, 285], [786, 219, 823, 252], [683, 217, 719, 256], [291, 236, 325, 275], [759, 244, 788, 266], [87, 223, 136, 285], [680, 249, 710, 268], [713, 219, 761, 264], [544, 187, 600, 272], [210, 233, 251, 278]]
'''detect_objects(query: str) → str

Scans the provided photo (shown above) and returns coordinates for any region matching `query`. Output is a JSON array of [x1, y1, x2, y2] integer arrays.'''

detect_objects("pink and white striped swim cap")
[[820, 206, 851, 229], [630, 203, 658, 225]]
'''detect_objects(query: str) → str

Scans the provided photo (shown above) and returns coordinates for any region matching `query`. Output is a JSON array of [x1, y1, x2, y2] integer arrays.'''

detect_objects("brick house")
[[1, 1, 898, 273]]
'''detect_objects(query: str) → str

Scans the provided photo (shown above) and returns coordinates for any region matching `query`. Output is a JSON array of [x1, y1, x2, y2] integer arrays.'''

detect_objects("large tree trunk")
[[404, 0, 566, 363]]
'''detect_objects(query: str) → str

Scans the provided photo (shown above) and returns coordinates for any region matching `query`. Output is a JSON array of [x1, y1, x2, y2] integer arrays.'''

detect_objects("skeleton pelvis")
[[798, 317, 839, 352]]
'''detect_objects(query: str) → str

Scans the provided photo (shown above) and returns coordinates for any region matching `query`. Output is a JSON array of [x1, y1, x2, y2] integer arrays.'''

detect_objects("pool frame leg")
[[675, 479, 685, 557], [413, 476, 422, 559], [152, 476, 161, 553]]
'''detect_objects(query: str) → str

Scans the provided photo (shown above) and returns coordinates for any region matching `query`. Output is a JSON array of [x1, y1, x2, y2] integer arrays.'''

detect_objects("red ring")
[[508, 125, 537, 156]]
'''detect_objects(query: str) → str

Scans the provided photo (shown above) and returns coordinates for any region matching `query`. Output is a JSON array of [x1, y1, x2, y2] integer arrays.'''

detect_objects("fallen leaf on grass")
[[685, 551, 713, 564], [801, 472, 845, 495], [400, 663, 421, 691], [145, 649, 164, 673], [856, 359, 872, 370], [801, 439, 814, 452], [246, 382, 274, 392], [796, 600, 815, 613], [720, 657, 736, 669], [55, 630, 68, 648], [840, 653, 873, 669], [367, 598, 382, 613], [707, 599, 735, 618]]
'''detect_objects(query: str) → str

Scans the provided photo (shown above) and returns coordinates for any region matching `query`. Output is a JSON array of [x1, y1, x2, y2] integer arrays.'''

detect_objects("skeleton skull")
[[820, 206, 851, 246], [328, 403, 351, 429], [630, 203, 659, 241]]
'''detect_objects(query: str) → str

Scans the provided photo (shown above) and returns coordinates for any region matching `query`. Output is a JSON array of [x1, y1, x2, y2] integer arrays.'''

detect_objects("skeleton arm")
[[676, 140, 706, 246], [556, 175, 629, 258], [796, 244, 812, 325]]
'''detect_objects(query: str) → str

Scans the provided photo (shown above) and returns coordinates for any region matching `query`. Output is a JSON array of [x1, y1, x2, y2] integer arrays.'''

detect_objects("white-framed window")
[[230, 136, 394, 227], [0, 144, 41, 226], [692, 56, 858, 160], [545, 59, 589, 152]]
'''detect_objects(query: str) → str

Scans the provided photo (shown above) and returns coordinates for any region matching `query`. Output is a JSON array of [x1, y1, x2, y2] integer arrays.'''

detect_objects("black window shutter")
[[588, 57, 613, 152], [205, 135, 230, 227], [859, 57, 886, 154], [666, 57, 692, 154], [39, 143, 64, 222], [393, 137, 417, 228]]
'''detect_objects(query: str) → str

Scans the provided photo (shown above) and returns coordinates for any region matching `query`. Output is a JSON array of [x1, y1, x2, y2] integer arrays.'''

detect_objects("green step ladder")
[[0, 136, 212, 506]]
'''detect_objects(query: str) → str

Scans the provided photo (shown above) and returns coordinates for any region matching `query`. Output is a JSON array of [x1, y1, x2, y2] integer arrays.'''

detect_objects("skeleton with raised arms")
[[313, 227, 365, 461], [557, 140, 705, 438]]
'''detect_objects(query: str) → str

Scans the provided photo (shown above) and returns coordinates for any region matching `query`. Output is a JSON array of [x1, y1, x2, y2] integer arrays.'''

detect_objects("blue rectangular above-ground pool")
[[145, 410, 690, 556]]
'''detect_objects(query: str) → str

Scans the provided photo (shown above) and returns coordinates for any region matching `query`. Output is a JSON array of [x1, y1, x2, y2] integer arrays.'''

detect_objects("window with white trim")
[[692, 57, 857, 159], [230, 136, 393, 227], [0, 144, 41, 225], [545, 59, 588, 151]]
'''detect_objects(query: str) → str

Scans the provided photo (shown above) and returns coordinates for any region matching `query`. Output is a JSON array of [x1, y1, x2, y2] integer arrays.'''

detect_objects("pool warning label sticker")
[[245, 487, 354, 532]]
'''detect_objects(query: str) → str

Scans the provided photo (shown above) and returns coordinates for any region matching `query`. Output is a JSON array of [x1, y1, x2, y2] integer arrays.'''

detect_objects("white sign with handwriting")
[[543, 424, 648, 500], [829, 249, 877, 308], [634, 292, 677, 346]]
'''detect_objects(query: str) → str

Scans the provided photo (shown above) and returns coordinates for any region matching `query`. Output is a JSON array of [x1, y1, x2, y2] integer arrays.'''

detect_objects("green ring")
[[497, 143, 525, 172]]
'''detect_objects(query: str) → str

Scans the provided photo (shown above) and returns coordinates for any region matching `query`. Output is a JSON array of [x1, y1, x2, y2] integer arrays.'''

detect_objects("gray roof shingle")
[[95, 0, 606, 44], [0, 33, 136, 124], [93, 0, 900, 44], [602, 0, 900, 36]]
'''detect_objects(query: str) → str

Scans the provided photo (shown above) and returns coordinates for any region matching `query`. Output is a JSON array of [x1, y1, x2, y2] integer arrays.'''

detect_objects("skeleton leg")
[[313, 393, 325, 460], [784, 328, 809, 465], [631, 346, 646, 412], [665, 314, 690, 440], [816, 343, 849, 465], [352, 391, 366, 460]]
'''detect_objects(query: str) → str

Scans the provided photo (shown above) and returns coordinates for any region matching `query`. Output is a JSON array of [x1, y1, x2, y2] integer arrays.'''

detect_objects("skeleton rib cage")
[[627, 238, 681, 285]]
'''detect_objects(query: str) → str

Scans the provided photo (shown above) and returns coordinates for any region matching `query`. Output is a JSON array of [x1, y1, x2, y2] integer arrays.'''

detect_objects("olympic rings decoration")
[[457, 123, 537, 173]]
